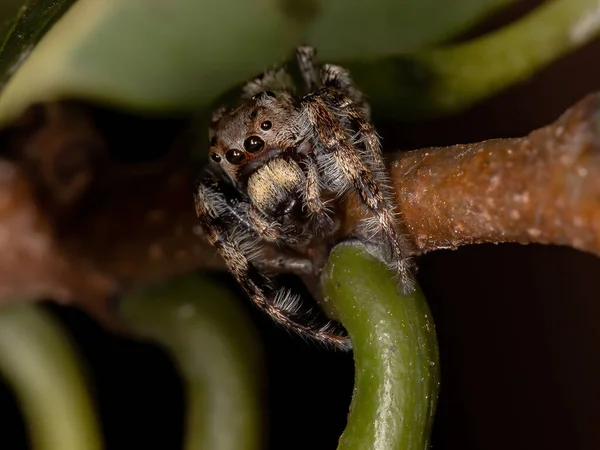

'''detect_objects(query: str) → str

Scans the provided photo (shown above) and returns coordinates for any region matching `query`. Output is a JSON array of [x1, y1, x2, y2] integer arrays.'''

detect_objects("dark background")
[[2, 1, 600, 449]]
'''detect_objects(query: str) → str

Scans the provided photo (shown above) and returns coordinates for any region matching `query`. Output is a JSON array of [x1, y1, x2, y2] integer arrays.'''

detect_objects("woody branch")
[[0, 93, 598, 315]]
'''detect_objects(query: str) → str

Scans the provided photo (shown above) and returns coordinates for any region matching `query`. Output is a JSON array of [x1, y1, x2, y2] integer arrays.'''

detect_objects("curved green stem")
[[349, 0, 600, 119], [321, 242, 440, 450], [119, 273, 264, 450], [0, 304, 102, 450]]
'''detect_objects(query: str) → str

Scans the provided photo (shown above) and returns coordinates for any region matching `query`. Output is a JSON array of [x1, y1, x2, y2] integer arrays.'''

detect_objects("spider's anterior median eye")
[[260, 120, 272, 131], [210, 152, 222, 163], [226, 149, 246, 165], [244, 136, 264, 153]]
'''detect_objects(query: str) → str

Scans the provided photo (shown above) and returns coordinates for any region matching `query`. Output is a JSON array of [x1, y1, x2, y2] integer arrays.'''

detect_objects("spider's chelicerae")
[[194, 47, 414, 350]]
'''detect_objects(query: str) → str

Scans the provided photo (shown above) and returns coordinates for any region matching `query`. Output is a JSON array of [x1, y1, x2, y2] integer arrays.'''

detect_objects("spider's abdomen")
[[247, 158, 305, 216]]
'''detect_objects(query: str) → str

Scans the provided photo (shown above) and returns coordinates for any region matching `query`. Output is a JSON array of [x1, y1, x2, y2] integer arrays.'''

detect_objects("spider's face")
[[208, 91, 302, 184], [208, 91, 309, 217]]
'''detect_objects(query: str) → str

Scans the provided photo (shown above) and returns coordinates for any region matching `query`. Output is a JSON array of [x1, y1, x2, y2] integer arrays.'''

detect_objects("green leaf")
[[308, 0, 516, 61], [0, 0, 303, 125], [0, 0, 24, 26], [2, 0, 593, 124], [321, 242, 440, 450], [348, 0, 600, 119], [0, 0, 76, 88], [119, 273, 265, 450], [0, 0, 514, 124]]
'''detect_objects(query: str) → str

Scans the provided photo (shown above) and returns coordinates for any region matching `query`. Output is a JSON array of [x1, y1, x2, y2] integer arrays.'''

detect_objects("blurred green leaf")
[[0, 0, 23, 25], [0, 0, 515, 124], [120, 273, 264, 450], [308, 0, 516, 61], [0, 304, 102, 450], [321, 242, 439, 450], [0, 0, 76, 88], [349, 0, 600, 119], [0, 0, 303, 124]]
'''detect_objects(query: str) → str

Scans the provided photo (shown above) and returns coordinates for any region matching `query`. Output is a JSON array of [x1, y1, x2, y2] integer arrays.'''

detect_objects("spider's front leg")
[[300, 80, 415, 291], [194, 170, 350, 349], [301, 154, 336, 234]]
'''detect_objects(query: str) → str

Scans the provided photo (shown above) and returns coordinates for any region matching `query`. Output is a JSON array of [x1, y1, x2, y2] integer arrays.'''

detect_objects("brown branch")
[[0, 103, 221, 322], [0, 157, 115, 311], [392, 92, 600, 256], [0, 93, 599, 322]]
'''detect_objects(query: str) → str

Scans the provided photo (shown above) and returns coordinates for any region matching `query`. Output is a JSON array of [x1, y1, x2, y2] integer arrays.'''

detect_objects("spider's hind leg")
[[194, 170, 350, 350]]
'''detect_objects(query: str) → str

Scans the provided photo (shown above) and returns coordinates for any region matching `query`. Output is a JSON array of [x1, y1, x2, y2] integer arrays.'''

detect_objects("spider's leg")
[[194, 171, 350, 349], [302, 155, 336, 234], [320, 64, 370, 117], [343, 102, 416, 286], [295, 46, 320, 92], [301, 89, 415, 291], [317, 64, 384, 180], [256, 254, 314, 275]]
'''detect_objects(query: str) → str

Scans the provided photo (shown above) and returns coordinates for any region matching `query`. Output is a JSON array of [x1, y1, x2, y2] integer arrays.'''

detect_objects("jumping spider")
[[194, 47, 414, 350]]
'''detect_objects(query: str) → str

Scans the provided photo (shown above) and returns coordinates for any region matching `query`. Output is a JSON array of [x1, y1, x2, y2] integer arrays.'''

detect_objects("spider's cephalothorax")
[[194, 47, 414, 350]]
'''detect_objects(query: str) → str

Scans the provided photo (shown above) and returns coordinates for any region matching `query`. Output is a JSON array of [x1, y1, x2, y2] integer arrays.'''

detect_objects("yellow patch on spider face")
[[247, 158, 304, 214]]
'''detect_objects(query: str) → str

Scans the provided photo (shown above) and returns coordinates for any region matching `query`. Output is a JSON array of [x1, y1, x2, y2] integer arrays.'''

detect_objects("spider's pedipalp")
[[247, 204, 307, 245], [302, 155, 336, 234]]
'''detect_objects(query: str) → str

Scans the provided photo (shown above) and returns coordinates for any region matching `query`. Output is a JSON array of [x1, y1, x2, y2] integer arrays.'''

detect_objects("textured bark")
[[0, 93, 599, 320], [392, 93, 600, 256]]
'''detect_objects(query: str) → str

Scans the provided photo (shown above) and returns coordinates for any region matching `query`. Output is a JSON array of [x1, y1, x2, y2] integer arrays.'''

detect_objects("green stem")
[[350, 0, 600, 119], [0, 304, 102, 450], [321, 242, 440, 450], [119, 273, 264, 450]]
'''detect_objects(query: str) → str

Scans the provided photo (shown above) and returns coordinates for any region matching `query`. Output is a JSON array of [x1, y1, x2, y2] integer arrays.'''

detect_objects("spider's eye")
[[244, 136, 264, 153], [210, 152, 221, 163], [225, 149, 246, 165], [260, 120, 272, 131]]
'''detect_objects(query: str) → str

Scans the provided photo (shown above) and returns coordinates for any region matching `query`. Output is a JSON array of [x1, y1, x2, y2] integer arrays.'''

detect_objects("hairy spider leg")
[[194, 170, 351, 350], [320, 64, 370, 118], [301, 154, 336, 234], [301, 86, 415, 292], [295, 46, 321, 92]]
